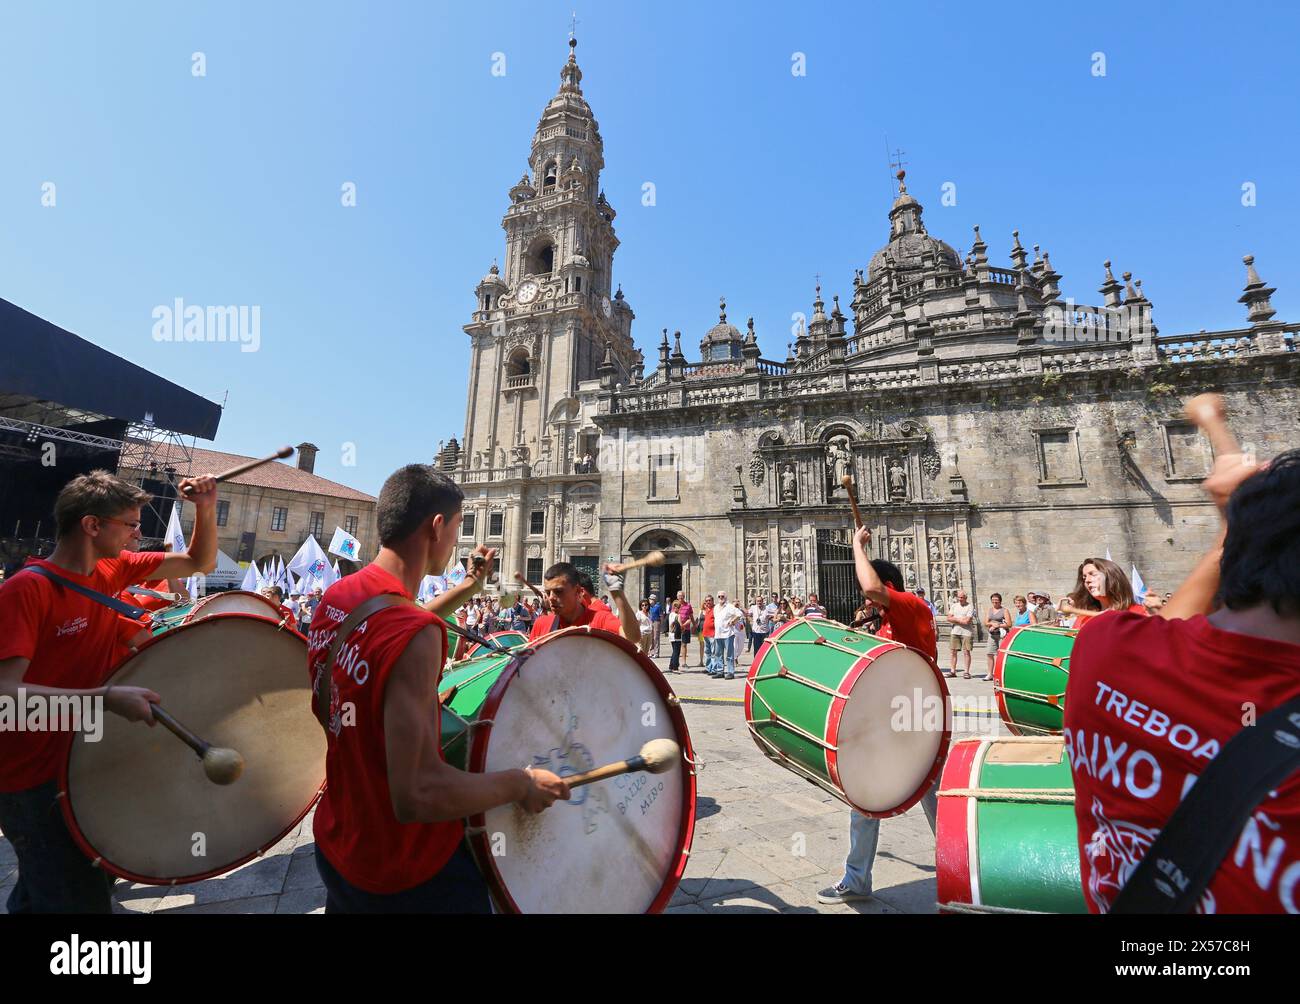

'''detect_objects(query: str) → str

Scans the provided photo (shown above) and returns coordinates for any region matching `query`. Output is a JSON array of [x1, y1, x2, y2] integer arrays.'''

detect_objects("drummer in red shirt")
[[820, 524, 942, 906], [0, 469, 219, 914], [1065, 430, 1300, 912], [528, 562, 639, 642], [308, 464, 569, 913]]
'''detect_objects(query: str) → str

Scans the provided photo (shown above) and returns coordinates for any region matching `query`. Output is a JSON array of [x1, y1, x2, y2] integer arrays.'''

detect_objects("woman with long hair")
[[1059, 557, 1147, 625]]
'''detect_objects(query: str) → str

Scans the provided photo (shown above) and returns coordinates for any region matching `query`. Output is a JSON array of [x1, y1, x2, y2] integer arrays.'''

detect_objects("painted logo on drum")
[[529, 714, 609, 834]]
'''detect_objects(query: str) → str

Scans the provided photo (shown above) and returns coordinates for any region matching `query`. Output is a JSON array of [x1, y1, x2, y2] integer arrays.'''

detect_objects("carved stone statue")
[[826, 438, 851, 490], [929, 538, 941, 563], [888, 458, 908, 499], [780, 465, 798, 503], [498, 448, 507, 469]]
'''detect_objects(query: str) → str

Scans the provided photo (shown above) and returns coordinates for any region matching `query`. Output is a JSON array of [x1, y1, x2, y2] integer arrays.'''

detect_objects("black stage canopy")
[[0, 297, 222, 439]]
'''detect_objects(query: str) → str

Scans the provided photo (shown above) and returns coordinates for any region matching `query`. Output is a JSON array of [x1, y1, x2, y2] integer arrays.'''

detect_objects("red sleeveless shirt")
[[307, 564, 462, 894]]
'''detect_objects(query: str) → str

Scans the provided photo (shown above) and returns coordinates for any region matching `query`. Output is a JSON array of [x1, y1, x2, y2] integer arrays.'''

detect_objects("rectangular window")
[[1164, 421, 1210, 481], [462, 513, 476, 538], [649, 453, 678, 500], [1033, 429, 1085, 485], [530, 510, 545, 536], [344, 515, 358, 536], [270, 507, 288, 532], [216, 500, 230, 527], [309, 511, 325, 537], [527, 558, 544, 584], [489, 512, 504, 537]]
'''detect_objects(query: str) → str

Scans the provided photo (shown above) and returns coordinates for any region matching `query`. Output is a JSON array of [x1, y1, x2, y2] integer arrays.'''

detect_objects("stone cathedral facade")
[[448, 40, 1300, 630]]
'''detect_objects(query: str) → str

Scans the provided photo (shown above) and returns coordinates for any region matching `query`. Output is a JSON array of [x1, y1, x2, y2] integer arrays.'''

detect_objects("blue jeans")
[[315, 843, 491, 914], [838, 779, 940, 896], [723, 635, 737, 677], [704, 636, 723, 675], [0, 780, 114, 914]]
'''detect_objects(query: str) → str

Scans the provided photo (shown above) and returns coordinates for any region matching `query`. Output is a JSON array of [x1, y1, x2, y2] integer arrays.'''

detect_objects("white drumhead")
[[189, 590, 281, 622], [837, 646, 945, 813], [64, 615, 324, 883], [477, 633, 688, 913]]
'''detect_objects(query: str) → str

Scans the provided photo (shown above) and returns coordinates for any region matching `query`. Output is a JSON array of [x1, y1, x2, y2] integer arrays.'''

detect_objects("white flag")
[[329, 526, 362, 563], [1105, 547, 1113, 562], [289, 534, 332, 585], [332, 560, 342, 581], [240, 563, 258, 591], [417, 575, 439, 602], [164, 500, 187, 553], [1131, 564, 1147, 601]]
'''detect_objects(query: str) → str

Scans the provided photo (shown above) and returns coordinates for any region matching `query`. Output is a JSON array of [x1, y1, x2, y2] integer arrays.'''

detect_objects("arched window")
[[525, 240, 555, 277], [506, 348, 531, 377]]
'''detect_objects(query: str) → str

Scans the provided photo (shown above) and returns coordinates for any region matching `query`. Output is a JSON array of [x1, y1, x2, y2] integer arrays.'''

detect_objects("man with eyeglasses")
[[0, 468, 219, 913]]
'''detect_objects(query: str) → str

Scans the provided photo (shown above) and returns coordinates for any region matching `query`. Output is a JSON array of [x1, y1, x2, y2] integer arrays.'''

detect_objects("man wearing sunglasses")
[[0, 468, 218, 914]]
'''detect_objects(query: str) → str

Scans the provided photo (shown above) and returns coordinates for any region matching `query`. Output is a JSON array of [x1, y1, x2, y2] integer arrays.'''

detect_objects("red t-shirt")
[[0, 552, 163, 792], [307, 563, 463, 894], [878, 582, 938, 658], [528, 601, 621, 642], [701, 608, 716, 638], [1065, 612, 1300, 913]]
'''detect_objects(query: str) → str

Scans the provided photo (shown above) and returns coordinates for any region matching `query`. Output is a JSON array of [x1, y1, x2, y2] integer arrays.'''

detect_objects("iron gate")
[[816, 529, 859, 625]]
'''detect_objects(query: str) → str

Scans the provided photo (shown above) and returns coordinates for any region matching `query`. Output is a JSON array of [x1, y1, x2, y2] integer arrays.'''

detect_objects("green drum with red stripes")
[[149, 602, 194, 636], [744, 617, 949, 818], [936, 736, 1085, 913], [465, 630, 529, 659], [993, 626, 1077, 736], [437, 649, 518, 771]]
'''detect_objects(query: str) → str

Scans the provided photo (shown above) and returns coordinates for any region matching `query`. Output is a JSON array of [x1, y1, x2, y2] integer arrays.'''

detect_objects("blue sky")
[[2, 0, 1297, 496]]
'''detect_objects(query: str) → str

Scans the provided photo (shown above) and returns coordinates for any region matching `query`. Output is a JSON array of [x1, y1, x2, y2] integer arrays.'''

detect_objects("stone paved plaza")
[[0, 650, 1003, 916]]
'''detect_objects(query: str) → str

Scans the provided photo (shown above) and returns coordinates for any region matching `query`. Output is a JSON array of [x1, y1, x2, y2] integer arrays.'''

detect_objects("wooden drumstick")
[[840, 475, 864, 530], [609, 550, 666, 575], [513, 571, 547, 605], [150, 704, 244, 785], [1184, 393, 1242, 458], [181, 446, 294, 494], [559, 739, 680, 790]]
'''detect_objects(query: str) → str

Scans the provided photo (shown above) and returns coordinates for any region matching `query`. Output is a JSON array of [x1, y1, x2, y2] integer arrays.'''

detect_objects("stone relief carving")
[[577, 504, 597, 535], [749, 457, 765, 487], [921, 448, 942, 480]]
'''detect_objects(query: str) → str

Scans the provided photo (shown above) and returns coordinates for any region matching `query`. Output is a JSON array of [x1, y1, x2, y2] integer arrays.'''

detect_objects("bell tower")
[[460, 37, 636, 475]]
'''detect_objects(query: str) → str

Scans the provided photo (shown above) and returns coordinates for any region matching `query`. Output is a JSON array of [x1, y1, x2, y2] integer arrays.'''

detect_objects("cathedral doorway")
[[646, 562, 682, 604], [627, 528, 698, 603]]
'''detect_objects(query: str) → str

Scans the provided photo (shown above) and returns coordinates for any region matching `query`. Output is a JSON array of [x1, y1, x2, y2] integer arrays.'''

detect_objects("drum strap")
[[1110, 694, 1300, 913], [22, 565, 150, 620], [314, 593, 410, 731]]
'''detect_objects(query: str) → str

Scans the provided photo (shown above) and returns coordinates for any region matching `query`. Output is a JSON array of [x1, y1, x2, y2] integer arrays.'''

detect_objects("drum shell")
[[437, 650, 519, 771], [936, 736, 1085, 914], [150, 602, 194, 635], [745, 617, 950, 818], [993, 626, 1076, 736], [463, 630, 528, 659]]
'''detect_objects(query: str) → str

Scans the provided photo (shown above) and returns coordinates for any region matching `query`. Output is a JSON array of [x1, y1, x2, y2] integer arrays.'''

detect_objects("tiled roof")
[[183, 446, 376, 503]]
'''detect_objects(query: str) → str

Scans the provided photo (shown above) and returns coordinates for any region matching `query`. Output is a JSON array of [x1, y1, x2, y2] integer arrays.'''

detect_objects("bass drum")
[[993, 626, 1076, 736], [185, 589, 286, 624], [935, 736, 1085, 914], [745, 617, 949, 817], [440, 627, 697, 913], [61, 614, 325, 884]]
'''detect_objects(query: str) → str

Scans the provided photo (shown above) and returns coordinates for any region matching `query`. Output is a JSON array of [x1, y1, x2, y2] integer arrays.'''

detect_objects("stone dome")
[[867, 232, 961, 282]]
